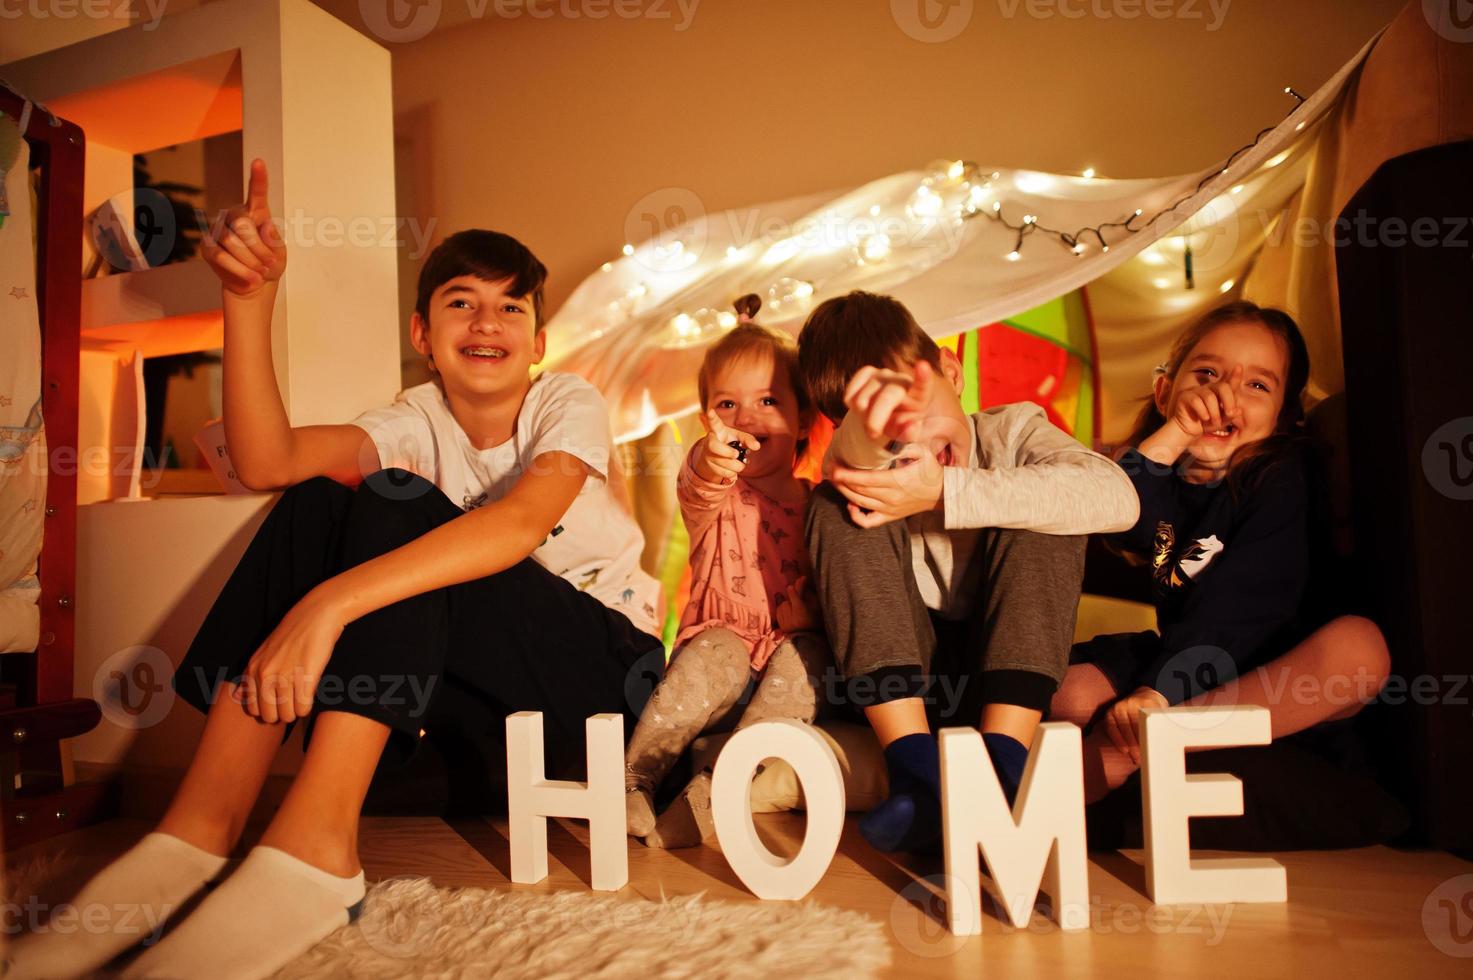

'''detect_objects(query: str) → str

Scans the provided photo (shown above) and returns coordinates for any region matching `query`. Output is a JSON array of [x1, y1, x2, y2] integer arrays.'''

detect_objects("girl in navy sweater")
[[1055, 302, 1390, 801]]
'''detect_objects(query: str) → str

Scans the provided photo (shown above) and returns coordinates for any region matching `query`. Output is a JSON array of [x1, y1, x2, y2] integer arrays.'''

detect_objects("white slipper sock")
[[120, 846, 365, 980], [3, 832, 226, 980]]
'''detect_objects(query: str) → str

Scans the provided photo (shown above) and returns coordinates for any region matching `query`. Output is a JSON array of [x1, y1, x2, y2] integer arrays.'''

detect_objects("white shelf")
[[3, 0, 402, 427], [1, 2, 404, 775], [82, 259, 222, 332]]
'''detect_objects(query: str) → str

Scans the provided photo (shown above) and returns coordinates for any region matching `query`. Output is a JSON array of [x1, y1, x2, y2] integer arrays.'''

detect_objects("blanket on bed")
[[0, 108, 45, 654]]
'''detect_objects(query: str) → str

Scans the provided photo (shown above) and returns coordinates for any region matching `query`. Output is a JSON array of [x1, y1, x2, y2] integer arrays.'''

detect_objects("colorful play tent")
[[639, 288, 1102, 647], [947, 289, 1099, 445]]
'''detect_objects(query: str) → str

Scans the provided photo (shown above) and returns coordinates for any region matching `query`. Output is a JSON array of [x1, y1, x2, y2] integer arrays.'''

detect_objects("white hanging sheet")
[[543, 33, 1378, 444]]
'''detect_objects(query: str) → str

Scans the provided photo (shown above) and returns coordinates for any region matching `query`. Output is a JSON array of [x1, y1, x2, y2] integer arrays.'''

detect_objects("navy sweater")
[[1110, 447, 1310, 705]]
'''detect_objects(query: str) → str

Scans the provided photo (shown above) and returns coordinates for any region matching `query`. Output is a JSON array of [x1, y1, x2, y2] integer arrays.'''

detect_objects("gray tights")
[[624, 626, 830, 842]]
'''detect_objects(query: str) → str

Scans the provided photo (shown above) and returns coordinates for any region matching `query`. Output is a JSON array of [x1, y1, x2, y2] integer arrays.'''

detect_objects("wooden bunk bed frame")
[[0, 80, 109, 851]]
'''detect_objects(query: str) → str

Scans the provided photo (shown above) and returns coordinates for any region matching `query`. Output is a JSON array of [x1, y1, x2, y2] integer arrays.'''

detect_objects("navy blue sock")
[[983, 732, 1030, 806], [859, 732, 942, 852]]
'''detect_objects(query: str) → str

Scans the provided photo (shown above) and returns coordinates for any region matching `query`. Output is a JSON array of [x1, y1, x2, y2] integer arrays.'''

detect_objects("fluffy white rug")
[[273, 877, 892, 979]]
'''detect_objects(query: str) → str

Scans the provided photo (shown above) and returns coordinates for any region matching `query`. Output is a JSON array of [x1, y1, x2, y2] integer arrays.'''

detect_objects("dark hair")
[[699, 294, 812, 463], [796, 291, 942, 422], [414, 229, 548, 330], [1127, 300, 1311, 495]]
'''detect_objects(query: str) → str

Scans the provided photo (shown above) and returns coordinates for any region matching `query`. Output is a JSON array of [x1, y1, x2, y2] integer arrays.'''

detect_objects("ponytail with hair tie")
[[733, 293, 762, 324]]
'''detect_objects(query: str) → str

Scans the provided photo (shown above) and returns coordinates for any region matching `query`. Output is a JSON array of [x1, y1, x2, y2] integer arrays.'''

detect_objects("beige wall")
[[7, 0, 1409, 357], [378, 0, 1407, 332]]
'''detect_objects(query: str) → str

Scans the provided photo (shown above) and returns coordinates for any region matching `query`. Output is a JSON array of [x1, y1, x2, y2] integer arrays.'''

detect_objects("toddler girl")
[[625, 294, 831, 848]]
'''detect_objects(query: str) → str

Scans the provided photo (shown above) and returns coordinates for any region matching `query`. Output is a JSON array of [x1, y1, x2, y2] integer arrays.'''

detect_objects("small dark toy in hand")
[[729, 440, 748, 464]]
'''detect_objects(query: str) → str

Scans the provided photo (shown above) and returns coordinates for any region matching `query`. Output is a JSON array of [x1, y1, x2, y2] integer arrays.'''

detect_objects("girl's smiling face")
[[1158, 319, 1290, 467], [706, 352, 807, 480]]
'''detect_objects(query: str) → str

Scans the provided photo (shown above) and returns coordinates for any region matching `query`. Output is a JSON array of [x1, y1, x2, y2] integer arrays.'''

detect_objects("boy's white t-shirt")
[[349, 371, 662, 637]]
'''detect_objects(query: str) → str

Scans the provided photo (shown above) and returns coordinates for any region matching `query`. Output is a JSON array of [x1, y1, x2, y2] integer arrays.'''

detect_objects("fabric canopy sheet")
[[543, 31, 1378, 445], [0, 109, 45, 654], [1093, 1, 1473, 442], [1088, 124, 1319, 441]]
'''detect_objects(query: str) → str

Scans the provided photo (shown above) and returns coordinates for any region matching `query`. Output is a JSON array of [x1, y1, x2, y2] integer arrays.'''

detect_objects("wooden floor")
[[5, 815, 1471, 978]]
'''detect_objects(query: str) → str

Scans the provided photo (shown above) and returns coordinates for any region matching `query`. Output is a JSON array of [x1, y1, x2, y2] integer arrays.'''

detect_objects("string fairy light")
[[961, 85, 1309, 260], [593, 87, 1311, 345]]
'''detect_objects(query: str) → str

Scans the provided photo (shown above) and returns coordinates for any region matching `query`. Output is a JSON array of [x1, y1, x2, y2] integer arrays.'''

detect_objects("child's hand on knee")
[[1103, 686, 1168, 764], [239, 589, 346, 724]]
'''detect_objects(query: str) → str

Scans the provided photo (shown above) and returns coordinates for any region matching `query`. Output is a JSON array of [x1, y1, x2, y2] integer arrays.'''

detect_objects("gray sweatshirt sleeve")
[[943, 404, 1139, 535], [822, 410, 902, 475]]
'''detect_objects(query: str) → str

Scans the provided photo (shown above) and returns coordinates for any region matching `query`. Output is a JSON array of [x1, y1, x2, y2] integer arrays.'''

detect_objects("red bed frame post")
[[32, 108, 82, 705], [1, 88, 110, 851]]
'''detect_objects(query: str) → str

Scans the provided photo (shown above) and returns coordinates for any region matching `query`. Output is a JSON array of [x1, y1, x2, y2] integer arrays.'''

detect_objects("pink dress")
[[674, 444, 813, 671]]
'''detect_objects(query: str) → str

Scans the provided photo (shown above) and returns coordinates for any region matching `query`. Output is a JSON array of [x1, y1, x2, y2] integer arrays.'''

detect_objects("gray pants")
[[624, 626, 831, 794], [803, 482, 1085, 720]]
